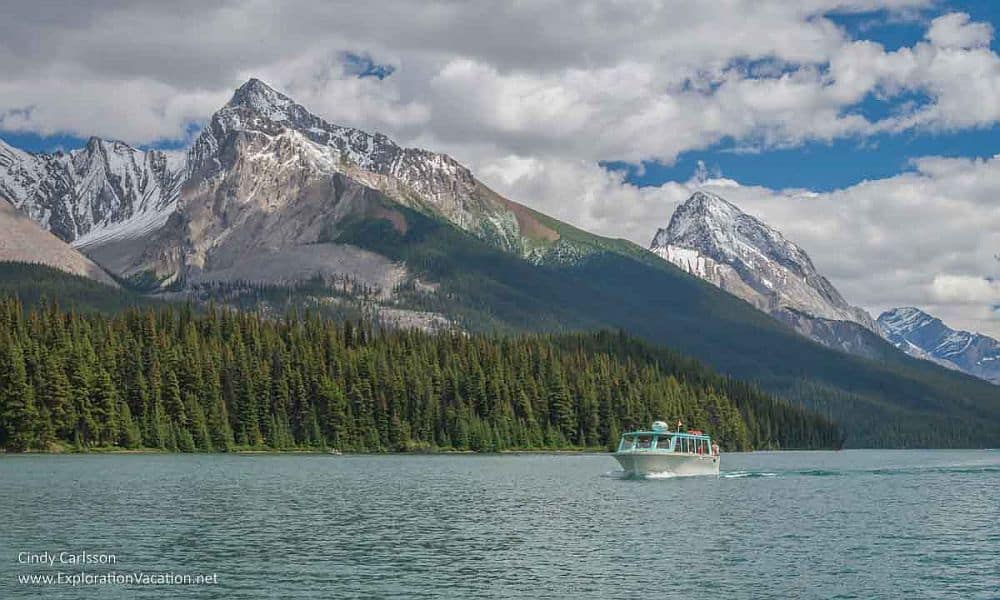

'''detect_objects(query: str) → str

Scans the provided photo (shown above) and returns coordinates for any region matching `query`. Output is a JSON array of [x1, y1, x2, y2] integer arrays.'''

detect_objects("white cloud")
[[926, 12, 993, 49], [931, 275, 1000, 304]]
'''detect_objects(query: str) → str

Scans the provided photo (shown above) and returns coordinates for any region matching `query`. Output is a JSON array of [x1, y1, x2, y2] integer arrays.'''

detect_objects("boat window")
[[619, 436, 635, 451], [636, 435, 653, 450], [654, 435, 671, 450]]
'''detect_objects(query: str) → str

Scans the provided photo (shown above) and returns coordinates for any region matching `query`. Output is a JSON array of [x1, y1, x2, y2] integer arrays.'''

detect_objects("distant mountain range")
[[879, 307, 1000, 384], [0, 135, 183, 246], [1, 78, 998, 447]]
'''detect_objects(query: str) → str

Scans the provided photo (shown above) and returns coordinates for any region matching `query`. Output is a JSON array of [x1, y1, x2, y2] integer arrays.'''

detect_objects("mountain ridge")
[[879, 307, 1000, 384], [0, 137, 184, 246]]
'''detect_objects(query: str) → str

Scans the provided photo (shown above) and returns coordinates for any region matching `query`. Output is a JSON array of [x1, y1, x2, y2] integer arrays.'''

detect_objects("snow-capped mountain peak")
[[226, 78, 297, 118], [651, 190, 878, 353], [878, 307, 936, 336], [187, 79, 523, 250], [654, 190, 817, 280], [1, 78, 569, 291]]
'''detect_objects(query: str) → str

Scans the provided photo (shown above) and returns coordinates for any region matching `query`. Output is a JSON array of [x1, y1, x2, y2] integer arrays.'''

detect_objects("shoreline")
[[0, 448, 616, 456], [1, 447, 982, 457]]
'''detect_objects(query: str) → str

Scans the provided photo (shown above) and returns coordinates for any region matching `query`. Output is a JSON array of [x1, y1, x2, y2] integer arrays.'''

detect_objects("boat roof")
[[621, 430, 711, 440]]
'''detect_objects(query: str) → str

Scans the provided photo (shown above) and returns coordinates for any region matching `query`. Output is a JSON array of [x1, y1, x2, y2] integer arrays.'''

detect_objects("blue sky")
[[603, 123, 1000, 191]]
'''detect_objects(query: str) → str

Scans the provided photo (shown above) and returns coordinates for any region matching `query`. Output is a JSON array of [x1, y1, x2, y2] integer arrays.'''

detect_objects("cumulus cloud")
[[926, 12, 993, 49], [931, 275, 1000, 304]]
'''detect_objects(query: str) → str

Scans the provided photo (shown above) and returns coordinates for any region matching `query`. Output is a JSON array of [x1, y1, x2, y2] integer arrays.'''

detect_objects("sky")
[[1, 0, 999, 337]]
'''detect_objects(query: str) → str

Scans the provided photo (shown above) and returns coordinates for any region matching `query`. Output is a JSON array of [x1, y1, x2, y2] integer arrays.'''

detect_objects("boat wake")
[[606, 461, 999, 481], [719, 470, 778, 479], [603, 469, 718, 480], [718, 464, 1000, 479]]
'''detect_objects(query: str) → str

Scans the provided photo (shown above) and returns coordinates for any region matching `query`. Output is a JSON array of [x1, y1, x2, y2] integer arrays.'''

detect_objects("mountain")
[[1, 79, 998, 447], [650, 191, 884, 357], [879, 307, 1000, 384], [0, 137, 183, 246], [0, 199, 117, 286]]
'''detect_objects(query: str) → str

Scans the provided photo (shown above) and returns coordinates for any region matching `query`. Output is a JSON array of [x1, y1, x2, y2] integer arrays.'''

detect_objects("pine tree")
[[40, 352, 74, 439], [117, 401, 142, 449], [320, 377, 347, 450], [92, 367, 119, 446], [0, 338, 38, 451], [546, 364, 575, 443]]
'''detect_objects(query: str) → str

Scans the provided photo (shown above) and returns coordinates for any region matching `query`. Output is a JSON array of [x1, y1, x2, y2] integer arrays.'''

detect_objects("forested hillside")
[[0, 262, 158, 313], [335, 208, 1000, 448], [0, 297, 841, 453]]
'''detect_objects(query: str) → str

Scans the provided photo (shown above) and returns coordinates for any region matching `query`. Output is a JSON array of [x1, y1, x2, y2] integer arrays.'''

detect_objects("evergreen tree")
[[92, 367, 119, 445], [0, 337, 38, 451]]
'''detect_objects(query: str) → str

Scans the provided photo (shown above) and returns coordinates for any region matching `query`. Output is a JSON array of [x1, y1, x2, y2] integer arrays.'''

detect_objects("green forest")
[[0, 296, 842, 453]]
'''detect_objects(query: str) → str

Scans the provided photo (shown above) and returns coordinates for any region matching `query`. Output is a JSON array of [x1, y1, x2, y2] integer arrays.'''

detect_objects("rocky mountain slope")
[[651, 191, 884, 357], [0, 199, 117, 286], [1, 79, 998, 447], [879, 307, 1000, 384]]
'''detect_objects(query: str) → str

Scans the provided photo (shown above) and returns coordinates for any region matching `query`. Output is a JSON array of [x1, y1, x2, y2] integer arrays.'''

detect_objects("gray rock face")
[[651, 191, 880, 353], [879, 307, 1000, 384]]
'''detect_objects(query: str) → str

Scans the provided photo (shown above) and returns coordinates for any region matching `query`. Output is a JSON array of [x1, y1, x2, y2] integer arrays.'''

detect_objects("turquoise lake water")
[[0, 450, 997, 599]]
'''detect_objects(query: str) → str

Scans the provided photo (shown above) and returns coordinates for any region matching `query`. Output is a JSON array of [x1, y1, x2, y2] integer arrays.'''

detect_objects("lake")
[[1, 451, 997, 599]]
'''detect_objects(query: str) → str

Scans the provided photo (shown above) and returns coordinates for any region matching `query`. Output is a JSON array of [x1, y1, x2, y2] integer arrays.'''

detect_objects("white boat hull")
[[613, 452, 720, 477]]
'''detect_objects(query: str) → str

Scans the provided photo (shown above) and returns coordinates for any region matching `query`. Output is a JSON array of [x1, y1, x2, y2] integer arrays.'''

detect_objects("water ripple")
[[0, 450, 996, 599]]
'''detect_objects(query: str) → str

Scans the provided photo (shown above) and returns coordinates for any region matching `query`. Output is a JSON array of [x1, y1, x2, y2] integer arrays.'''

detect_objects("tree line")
[[0, 297, 842, 452]]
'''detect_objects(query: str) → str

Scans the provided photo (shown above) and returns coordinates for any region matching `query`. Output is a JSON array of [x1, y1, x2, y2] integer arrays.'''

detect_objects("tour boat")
[[613, 421, 720, 477]]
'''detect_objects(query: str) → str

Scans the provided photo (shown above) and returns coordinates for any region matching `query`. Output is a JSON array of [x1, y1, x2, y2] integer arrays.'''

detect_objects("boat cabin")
[[617, 430, 715, 455]]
